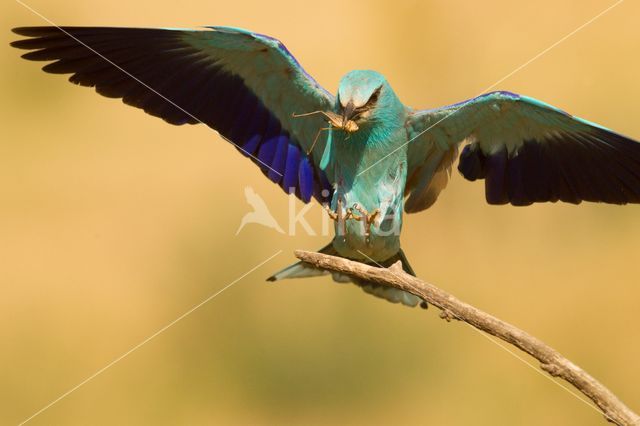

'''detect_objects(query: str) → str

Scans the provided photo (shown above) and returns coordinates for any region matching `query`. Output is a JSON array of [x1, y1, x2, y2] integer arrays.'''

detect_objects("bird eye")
[[366, 86, 382, 106]]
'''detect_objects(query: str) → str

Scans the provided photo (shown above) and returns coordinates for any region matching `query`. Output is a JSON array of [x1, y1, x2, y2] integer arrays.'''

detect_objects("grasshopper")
[[292, 110, 359, 155]]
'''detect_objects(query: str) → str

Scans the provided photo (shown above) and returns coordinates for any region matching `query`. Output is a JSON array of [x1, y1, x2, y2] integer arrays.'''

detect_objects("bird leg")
[[323, 203, 338, 221], [348, 203, 381, 239], [324, 200, 380, 239], [324, 197, 361, 237]]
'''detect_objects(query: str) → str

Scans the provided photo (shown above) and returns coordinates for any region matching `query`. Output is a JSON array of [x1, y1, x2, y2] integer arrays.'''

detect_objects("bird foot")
[[323, 204, 339, 221], [347, 203, 380, 239], [324, 198, 353, 237], [323, 201, 380, 241], [347, 203, 379, 224], [324, 202, 379, 221]]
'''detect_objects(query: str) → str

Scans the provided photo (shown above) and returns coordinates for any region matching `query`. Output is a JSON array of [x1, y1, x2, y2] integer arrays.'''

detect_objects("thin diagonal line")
[[354, 249, 603, 417], [463, 322, 600, 414], [17, 250, 282, 426], [356, 0, 624, 177], [13, 0, 283, 177], [479, 0, 624, 92]]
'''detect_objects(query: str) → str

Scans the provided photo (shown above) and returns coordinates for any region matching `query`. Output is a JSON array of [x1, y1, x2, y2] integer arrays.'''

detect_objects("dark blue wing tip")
[[460, 128, 640, 206], [13, 24, 334, 205], [458, 144, 486, 181]]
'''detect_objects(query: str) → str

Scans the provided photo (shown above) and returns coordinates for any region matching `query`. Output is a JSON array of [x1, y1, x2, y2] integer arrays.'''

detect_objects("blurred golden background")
[[2, 0, 639, 424]]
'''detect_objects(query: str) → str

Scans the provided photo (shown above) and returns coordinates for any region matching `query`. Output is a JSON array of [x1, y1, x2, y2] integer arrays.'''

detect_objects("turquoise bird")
[[12, 26, 640, 307]]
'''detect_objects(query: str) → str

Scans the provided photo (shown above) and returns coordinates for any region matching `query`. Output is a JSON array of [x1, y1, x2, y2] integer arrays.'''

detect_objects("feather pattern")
[[11, 26, 334, 203], [406, 91, 640, 208]]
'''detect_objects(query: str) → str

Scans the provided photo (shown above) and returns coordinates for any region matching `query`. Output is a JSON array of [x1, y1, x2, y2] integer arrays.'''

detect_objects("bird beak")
[[342, 100, 356, 126]]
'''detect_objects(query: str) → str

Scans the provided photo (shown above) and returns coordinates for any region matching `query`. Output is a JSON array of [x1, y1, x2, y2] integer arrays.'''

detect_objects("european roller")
[[12, 26, 640, 307]]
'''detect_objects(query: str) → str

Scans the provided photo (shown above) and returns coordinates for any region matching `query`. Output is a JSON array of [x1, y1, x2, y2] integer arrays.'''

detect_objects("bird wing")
[[404, 91, 640, 212], [11, 26, 335, 203]]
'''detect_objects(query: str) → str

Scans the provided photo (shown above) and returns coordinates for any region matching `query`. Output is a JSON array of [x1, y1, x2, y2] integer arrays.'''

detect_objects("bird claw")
[[324, 200, 381, 241], [347, 203, 380, 240], [324, 198, 351, 237], [326, 202, 378, 220], [323, 204, 339, 221], [349, 203, 380, 225]]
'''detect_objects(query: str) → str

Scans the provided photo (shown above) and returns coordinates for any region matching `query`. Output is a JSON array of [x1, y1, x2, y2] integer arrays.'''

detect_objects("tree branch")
[[294, 250, 640, 426]]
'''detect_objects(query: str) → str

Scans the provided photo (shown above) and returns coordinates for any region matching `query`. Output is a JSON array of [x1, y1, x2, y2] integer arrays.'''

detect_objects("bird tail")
[[267, 243, 423, 308]]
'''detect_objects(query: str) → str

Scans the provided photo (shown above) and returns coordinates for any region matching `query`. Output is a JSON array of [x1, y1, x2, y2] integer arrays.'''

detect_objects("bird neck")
[[331, 121, 408, 182]]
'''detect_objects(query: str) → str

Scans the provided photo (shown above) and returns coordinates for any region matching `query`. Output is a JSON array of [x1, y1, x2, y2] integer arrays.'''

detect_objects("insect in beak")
[[292, 109, 359, 155], [292, 110, 359, 133]]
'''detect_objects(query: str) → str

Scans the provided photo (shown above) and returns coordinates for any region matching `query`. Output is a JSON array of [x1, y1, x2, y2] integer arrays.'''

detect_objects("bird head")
[[337, 70, 398, 128], [292, 70, 402, 154]]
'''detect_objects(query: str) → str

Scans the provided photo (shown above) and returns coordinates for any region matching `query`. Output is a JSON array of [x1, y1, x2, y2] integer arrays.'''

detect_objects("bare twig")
[[294, 250, 640, 426]]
